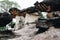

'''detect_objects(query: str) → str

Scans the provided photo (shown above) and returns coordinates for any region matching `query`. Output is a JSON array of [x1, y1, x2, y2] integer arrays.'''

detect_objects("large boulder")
[[0, 12, 12, 27]]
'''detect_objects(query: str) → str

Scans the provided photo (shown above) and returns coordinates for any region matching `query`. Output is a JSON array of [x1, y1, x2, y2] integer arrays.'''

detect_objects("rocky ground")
[[0, 24, 60, 40], [32, 27, 60, 40]]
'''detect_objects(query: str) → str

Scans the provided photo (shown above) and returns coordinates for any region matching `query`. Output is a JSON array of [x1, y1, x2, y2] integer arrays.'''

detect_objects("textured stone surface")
[[32, 27, 60, 40]]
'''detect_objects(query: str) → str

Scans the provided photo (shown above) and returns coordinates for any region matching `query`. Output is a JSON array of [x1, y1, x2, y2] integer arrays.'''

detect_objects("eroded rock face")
[[14, 16, 25, 30], [14, 13, 39, 31]]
